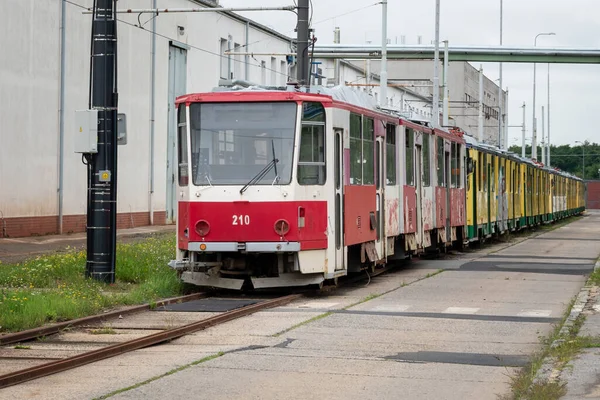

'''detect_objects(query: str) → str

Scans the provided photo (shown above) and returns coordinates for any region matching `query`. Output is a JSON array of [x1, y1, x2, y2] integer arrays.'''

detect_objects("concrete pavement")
[[1, 212, 598, 400]]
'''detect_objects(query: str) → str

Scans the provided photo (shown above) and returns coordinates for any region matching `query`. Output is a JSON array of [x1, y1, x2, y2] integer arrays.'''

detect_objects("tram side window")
[[385, 124, 397, 185], [454, 143, 463, 188], [362, 117, 375, 185], [478, 153, 483, 191], [491, 157, 495, 193], [437, 137, 445, 187], [177, 104, 189, 186], [349, 113, 362, 184], [450, 142, 457, 188], [423, 133, 431, 186], [298, 102, 326, 185], [405, 128, 414, 185], [482, 153, 487, 192]]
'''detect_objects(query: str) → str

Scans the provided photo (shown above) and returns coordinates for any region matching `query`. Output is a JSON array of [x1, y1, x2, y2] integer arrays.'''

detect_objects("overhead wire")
[[64, 0, 289, 78], [65, 0, 386, 83], [230, 2, 380, 51]]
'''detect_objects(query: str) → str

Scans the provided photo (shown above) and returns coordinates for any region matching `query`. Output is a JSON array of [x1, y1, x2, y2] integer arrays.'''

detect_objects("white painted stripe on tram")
[[517, 309, 552, 318], [443, 307, 480, 314]]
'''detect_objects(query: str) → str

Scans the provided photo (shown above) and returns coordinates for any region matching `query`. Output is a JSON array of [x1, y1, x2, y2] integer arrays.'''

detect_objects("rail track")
[[0, 293, 302, 389], [0, 262, 401, 389]]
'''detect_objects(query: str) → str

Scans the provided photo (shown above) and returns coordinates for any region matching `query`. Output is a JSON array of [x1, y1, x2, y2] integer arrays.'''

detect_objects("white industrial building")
[[0, 0, 429, 238], [367, 59, 508, 147]]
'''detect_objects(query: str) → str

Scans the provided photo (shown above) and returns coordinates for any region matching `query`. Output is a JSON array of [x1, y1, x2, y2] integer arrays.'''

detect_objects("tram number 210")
[[232, 215, 251, 225]]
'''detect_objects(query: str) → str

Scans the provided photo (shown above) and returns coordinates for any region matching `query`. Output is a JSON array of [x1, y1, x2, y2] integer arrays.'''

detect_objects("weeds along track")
[[0, 259, 407, 389], [0, 293, 302, 388]]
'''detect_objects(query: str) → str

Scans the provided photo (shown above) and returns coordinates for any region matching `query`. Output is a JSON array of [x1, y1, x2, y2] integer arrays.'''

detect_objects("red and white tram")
[[169, 85, 466, 290]]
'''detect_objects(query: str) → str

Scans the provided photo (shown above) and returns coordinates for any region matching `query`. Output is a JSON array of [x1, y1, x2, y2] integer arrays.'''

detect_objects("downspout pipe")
[[149, 0, 156, 225], [58, 0, 67, 234]]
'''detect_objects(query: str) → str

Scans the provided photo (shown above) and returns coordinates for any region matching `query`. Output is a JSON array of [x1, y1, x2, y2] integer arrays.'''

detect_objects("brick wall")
[[586, 181, 600, 210], [0, 211, 168, 238]]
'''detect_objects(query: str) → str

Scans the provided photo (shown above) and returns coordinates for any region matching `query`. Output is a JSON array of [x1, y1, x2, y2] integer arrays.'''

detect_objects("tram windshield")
[[189, 102, 297, 186]]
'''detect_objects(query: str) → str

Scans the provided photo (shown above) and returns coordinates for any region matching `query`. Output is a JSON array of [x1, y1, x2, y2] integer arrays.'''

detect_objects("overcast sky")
[[223, 0, 600, 148]]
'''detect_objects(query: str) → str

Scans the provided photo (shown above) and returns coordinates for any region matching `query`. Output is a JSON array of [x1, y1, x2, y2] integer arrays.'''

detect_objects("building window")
[[233, 43, 241, 79], [280, 60, 287, 85], [177, 104, 188, 186], [423, 133, 431, 187], [437, 137, 445, 187], [405, 128, 414, 186], [219, 38, 228, 79], [270, 57, 277, 86], [261, 61, 266, 85], [385, 124, 396, 185]]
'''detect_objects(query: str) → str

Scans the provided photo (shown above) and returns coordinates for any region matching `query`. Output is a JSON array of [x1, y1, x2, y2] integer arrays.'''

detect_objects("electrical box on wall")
[[117, 113, 127, 145], [74, 110, 98, 153]]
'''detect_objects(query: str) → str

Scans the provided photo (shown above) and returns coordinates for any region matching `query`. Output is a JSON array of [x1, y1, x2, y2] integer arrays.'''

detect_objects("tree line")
[[508, 141, 600, 181]]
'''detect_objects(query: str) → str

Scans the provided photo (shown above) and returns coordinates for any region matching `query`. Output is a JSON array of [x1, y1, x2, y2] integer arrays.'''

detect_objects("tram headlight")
[[195, 220, 211, 236], [274, 219, 290, 236]]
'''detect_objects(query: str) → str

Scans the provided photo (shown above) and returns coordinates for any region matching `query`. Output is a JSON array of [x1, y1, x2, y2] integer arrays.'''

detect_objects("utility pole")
[[478, 65, 484, 142], [521, 102, 526, 158], [86, 0, 119, 283], [498, 0, 503, 149], [541, 106, 545, 165], [380, 0, 388, 107], [296, 0, 310, 86], [432, 0, 441, 128], [443, 40, 449, 126]]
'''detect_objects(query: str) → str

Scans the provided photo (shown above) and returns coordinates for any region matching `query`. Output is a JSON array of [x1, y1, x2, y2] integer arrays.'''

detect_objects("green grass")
[[588, 262, 600, 286], [0, 233, 183, 332], [502, 294, 598, 400]]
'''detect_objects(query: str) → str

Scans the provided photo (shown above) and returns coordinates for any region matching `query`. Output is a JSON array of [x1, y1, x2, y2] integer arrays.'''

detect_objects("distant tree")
[[507, 143, 600, 180]]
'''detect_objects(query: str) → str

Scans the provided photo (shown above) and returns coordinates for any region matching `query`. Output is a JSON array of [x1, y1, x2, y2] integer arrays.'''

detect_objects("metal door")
[[166, 45, 188, 223], [375, 137, 385, 258], [487, 161, 492, 234], [334, 129, 345, 270], [445, 151, 451, 242], [415, 145, 423, 246]]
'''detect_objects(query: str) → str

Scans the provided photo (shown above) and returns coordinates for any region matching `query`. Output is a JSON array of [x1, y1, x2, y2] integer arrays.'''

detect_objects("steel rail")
[[0, 294, 302, 389], [0, 293, 208, 346]]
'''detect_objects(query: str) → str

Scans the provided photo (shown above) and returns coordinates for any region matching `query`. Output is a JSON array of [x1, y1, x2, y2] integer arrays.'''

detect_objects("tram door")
[[375, 136, 385, 259], [334, 129, 345, 271], [415, 145, 424, 247], [445, 149, 451, 242]]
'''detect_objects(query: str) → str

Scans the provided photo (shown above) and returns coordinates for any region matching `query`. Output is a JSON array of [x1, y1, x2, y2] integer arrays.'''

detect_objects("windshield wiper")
[[240, 151, 279, 195], [271, 140, 280, 185]]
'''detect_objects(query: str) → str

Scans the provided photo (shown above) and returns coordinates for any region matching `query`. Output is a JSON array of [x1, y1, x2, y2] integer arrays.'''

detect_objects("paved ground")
[[0, 225, 175, 264], [1, 212, 598, 400]]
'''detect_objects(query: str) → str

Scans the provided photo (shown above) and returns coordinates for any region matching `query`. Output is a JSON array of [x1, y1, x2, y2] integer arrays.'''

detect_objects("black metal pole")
[[296, 0, 310, 86], [86, 0, 118, 283]]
